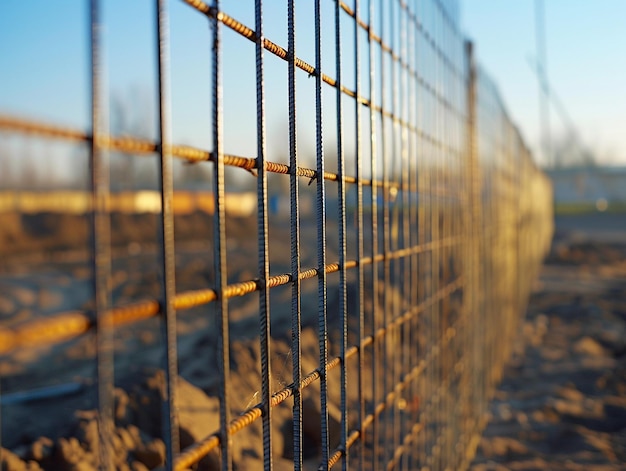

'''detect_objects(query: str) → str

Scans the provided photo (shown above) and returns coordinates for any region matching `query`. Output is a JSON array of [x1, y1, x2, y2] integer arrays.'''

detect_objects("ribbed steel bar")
[[459, 40, 474, 453], [454, 13, 464, 463], [334, 0, 349, 469], [431, 3, 441, 467], [389, 0, 402, 464], [353, 0, 366, 469], [433, 4, 444, 467], [210, 0, 232, 469], [254, 0, 273, 469], [468, 39, 484, 465], [472, 45, 483, 446], [314, 1, 329, 468], [410, 1, 422, 466], [379, 0, 392, 465], [417, 3, 430, 466], [414, 2, 425, 467], [447, 17, 457, 464], [398, 1, 411, 467], [437, 5, 449, 466], [367, 0, 380, 466], [287, 0, 302, 469], [89, 0, 114, 468], [155, 1, 180, 467], [453, 9, 465, 464]]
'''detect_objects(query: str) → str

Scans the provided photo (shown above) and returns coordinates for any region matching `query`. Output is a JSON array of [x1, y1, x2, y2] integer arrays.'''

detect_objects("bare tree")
[[109, 87, 157, 190], [550, 132, 597, 169], [0, 138, 14, 190]]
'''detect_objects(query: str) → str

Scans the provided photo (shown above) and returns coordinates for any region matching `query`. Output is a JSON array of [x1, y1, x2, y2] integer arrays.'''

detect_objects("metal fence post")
[[461, 39, 485, 468]]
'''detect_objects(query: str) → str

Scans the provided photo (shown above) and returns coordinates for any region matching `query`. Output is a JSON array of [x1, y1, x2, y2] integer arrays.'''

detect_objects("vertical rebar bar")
[[254, 0, 273, 469], [466, 39, 482, 463], [334, 1, 349, 470], [287, 1, 302, 470], [399, 2, 411, 467], [368, 0, 380, 467], [155, 1, 180, 467], [389, 0, 402, 465], [433, 4, 443, 468], [211, 1, 232, 469], [90, 0, 114, 468], [314, 1, 329, 469], [353, 1, 366, 469], [407, 1, 419, 467], [380, 1, 391, 465]]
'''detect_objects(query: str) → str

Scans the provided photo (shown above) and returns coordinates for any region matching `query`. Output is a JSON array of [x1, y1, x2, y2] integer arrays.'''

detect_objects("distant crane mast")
[[529, 0, 593, 170], [535, 0, 552, 167], [527, 56, 593, 169]]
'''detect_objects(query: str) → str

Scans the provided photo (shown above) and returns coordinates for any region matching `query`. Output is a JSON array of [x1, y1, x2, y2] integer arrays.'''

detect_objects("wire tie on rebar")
[[246, 157, 263, 177]]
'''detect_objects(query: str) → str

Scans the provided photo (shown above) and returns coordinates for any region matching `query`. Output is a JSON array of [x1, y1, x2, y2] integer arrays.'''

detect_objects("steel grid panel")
[[0, 1, 553, 470]]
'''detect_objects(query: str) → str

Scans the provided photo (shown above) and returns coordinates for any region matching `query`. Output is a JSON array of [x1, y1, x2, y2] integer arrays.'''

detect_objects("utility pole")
[[535, 0, 552, 167]]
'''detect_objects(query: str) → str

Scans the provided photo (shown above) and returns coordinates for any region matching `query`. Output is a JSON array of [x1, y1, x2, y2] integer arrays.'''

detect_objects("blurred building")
[[547, 166, 626, 206]]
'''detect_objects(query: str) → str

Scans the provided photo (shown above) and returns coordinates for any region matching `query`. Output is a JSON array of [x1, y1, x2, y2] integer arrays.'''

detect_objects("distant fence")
[[0, 0, 553, 470]]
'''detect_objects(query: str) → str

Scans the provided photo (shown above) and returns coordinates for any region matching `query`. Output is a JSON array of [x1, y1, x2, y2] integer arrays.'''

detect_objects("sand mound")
[[471, 235, 626, 470]]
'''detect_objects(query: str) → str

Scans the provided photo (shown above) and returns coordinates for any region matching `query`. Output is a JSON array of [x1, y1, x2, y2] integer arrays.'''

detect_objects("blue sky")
[[0, 0, 348, 182], [463, 0, 626, 166], [0, 0, 624, 181]]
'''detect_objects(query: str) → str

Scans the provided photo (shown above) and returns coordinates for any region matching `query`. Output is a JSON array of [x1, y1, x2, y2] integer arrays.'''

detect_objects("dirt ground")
[[1, 212, 625, 470], [471, 213, 626, 470], [0, 212, 358, 470]]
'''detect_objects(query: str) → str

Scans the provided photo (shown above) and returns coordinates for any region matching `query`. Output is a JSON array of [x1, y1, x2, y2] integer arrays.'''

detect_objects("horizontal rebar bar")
[[0, 237, 462, 355], [0, 114, 462, 199]]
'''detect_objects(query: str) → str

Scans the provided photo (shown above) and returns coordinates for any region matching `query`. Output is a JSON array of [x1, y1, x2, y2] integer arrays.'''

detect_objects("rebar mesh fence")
[[0, 1, 553, 470]]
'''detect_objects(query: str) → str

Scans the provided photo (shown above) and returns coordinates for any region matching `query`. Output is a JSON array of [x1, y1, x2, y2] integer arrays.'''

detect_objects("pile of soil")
[[471, 231, 626, 470], [0, 327, 347, 471], [0, 209, 356, 470], [0, 212, 216, 258]]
